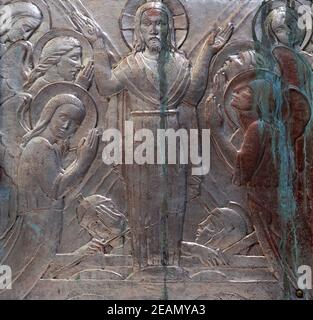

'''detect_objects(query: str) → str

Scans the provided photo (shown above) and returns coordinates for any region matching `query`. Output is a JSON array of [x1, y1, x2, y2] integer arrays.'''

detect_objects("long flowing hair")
[[25, 36, 81, 89], [0, 2, 42, 40], [133, 2, 176, 53], [21, 94, 85, 147]]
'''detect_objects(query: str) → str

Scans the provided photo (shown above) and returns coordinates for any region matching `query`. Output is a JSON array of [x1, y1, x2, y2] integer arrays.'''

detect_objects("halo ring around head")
[[33, 28, 94, 66], [30, 82, 98, 147], [252, 0, 313, 50], [223, 68, 281, 128], [209, 40, 256, 83], [119, 0, 189, 49]]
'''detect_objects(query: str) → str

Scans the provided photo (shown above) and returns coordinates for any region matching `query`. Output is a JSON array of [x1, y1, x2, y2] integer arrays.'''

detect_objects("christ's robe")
[[107, 50, 193, 267]]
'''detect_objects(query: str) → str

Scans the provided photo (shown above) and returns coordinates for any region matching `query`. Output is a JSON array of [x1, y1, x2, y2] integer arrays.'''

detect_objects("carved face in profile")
[[195, 214, 222, 246], [0, 3, 42, 43], [56, 46, 82, 81], [6, 17, 41, 43], [231, 85, 253, 111], [48, 104, 85, 140], [220, 51, 256, 81], [224, 54, 245, 69], [27, 37, 83, 91], [140, 9, 169, 52], [230, 84, 257, 130]]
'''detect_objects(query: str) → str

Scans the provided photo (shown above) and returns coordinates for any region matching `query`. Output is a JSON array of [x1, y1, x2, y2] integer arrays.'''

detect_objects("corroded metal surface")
[[0, 0, 312, 300]]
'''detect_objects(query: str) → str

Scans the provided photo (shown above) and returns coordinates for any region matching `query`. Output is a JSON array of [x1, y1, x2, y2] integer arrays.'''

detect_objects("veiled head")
[[264, 7, 305, 47], [0, 2, 42, 43]]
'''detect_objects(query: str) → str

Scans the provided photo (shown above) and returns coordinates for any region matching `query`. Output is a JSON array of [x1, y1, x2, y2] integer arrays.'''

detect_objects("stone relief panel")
[[0, 0, 312, 300]]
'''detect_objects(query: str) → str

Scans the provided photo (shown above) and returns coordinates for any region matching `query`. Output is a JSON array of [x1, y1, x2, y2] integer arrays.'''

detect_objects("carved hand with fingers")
[[87, 238, 113, 255], [71, 11, 101, 44], [75, 60, 94, 90], [77, 128, 100, 166], [95, 199, 125, 220], [207, 23, 234, 54], [198, 247, 229, 267], [213, 70, 227, 95], [185, 242, 229, 267], [74, 238, 113, 255], [206, 94, 224, 131]]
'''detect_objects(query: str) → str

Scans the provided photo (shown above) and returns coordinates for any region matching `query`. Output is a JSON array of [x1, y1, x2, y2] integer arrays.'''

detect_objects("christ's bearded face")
[[140, 9, 169, 53]]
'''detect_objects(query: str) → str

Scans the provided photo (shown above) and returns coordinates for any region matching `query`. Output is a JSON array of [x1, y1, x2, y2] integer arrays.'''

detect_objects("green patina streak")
[[255, 0, 313, 299], [158, 23, 170, 300]]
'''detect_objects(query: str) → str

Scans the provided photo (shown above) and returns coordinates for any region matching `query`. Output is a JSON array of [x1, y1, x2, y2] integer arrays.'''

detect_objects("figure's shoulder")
[[244, 121, 268, 142], [173, 51, 190, 67], [113, 53, 140, 81], [113, 54, 134, 70], [247, 121, 260, 131], [27, 77, 49, 96], [24, 137, 53, 153]]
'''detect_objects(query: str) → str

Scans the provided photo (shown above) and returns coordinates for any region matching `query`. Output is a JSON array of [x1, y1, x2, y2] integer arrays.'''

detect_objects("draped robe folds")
[[0, 41, 34, 264], [235, 115, 313, 295], [0, 41, 32, 105], [110, 51, 192, 268], [0, 137, 64, 299], [273, 46, 313, 292], [233, 122, 282, 277], [0, 41, 33, 161], [230, 46, 313, 296]]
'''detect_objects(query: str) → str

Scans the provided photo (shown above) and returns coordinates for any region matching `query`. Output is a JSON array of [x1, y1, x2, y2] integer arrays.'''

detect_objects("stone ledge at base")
[[26, 279, 282, 300]]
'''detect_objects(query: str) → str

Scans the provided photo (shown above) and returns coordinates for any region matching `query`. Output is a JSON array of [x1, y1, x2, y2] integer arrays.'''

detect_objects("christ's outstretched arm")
[[184, 23, 234, 107]]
